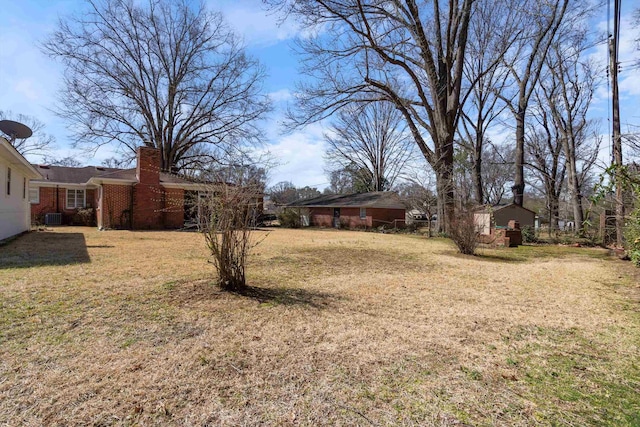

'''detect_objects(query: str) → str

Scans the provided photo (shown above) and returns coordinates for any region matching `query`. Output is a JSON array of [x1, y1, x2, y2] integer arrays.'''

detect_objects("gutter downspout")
[[130, 184, 134, 230]]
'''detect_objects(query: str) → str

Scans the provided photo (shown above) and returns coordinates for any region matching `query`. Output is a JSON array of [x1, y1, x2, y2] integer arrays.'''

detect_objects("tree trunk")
[[513, 108, 526, 206], [435, 138, 455, 234], [473, 131, 484, 204], [548, 191, 560, 237], [564, 140, 584, 236]]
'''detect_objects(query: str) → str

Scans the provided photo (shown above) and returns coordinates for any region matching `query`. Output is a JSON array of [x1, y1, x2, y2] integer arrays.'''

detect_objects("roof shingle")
[[287, 191, 405, 209]]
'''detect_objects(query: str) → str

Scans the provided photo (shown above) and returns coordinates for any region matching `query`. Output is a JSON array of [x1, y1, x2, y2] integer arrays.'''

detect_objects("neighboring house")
[[30, 147, 207, 230], [474, 203, 536, 235], [287, 192, 406, 228], [0, 136, 42, 241]]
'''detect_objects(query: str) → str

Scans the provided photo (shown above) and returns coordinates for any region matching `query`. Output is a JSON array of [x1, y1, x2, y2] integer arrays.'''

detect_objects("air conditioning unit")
[[45, 213, 62, 226]]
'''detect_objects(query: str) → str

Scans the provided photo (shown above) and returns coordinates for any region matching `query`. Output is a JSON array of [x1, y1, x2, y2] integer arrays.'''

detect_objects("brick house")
[[287, 192, 406, 229], [29, 147, 207, 229]]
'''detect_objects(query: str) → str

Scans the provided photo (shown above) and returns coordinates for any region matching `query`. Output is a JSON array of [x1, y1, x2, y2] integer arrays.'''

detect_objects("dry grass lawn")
[[1, 227, 639, 426]]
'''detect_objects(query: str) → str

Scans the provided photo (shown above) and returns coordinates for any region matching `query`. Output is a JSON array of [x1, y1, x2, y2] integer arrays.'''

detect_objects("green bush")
[[624, 208, 640, 266], [521, 225, 538, 244], [278, 208, 302, 228]]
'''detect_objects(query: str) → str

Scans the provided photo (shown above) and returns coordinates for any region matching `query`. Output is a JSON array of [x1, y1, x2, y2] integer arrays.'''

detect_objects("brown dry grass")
[[0, 227, 638, 426]]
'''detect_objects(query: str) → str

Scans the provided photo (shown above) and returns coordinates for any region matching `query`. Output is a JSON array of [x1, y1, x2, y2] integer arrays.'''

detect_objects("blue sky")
[[1, 0, 639, 190]]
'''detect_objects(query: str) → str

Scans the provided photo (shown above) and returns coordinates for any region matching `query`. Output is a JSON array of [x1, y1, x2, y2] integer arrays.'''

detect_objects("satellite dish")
[[0, 120, 33, 143]]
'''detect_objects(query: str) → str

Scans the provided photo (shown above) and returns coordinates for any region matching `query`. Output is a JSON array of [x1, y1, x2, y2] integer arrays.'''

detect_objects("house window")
[[360, 207, 366, 219], [66, 189, 86, 209], [23, 178, 26, 199], [6, 167, 11, 196], [29, 187, 40, 204]]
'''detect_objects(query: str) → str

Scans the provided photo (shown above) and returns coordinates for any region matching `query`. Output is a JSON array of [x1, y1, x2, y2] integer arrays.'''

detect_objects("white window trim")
[[359, 207, 366, 219], [66, 188, 86, 209], [29, 187, 40, 204]]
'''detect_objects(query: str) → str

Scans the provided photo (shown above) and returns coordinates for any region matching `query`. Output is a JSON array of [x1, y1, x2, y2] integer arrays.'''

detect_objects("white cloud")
[[12, 79, 40, 101], [260, 122, 329, 189], [211, 0, 303, 47], [268, 89, 293, 103], [619, 73, 640, 97]]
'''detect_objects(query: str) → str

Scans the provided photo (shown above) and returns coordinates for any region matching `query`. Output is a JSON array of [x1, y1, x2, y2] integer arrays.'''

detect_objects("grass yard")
[[1, 227, 639, 426]]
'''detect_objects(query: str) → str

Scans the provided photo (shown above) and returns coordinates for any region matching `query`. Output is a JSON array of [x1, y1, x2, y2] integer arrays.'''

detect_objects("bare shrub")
[[202, 181, 265, 291], [449, 211, 480, 255]]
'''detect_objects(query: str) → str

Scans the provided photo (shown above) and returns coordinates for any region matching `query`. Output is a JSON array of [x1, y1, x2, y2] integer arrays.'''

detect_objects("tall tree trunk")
[[513, 107, 526, 205], [564, 138, 584, 235], [435, 137, 455, 233], [548, 192, 559, 237], [473, 131, 484, 204]]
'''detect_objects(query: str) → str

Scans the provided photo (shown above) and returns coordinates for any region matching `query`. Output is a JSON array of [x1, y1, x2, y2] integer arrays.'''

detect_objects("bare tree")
[[325, 102, 414, 191], [43, 0, 271, 174], [325, 168, 357, 194], [395, 179, 437, 236], [268, 181, 299, 205], [202, 176, 265, 291], [500, 0, 570, 206], [481, 143, 516, 205], [268, 0, 476, 232], [454, 140, 514, 207], [458, 0, 516, 204], [525, 95, 566, 234], [542, 34, 599, 235], [0, 110, 56, 160], [42, 156, 84, 168]]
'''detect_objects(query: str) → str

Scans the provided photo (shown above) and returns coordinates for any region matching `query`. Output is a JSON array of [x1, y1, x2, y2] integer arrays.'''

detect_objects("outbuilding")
[[475, 203, 536, 234]]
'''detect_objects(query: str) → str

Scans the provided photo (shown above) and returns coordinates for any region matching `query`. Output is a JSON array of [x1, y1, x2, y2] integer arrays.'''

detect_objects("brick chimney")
[[133, 146, 163, 229], [136, 146, 161, 185]]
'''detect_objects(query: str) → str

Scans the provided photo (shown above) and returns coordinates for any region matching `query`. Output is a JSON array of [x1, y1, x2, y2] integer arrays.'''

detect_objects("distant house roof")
[[288, 191, 406, 209], [30, 164, 196, 187]]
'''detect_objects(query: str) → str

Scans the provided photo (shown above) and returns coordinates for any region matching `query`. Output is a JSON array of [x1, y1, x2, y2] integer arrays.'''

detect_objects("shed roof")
[[287, 191, 405, 209], [477, 203, 536, 215]]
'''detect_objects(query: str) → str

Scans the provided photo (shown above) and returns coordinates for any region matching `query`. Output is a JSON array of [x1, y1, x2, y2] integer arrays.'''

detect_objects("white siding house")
[[0, 136, 42, 241]]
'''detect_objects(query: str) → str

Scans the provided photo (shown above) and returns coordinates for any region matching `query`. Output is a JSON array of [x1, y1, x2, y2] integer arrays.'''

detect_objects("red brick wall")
[[96, 184, 185, 230], [31, 187, 57, 223], [30, 187, 96, 225], [100, 184, 132, 229], [309, 207, 333, 227], [136, 146, 160, 186], [132, 147, 163, 229], [338, 207, 371, 228], [370, 208, 406, 227], [162, 187, 184, 229], [308, 207, 405, 229], [132, 183, 163, 229]]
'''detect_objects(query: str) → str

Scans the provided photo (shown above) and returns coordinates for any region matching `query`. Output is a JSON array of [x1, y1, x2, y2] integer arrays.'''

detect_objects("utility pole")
[[609, 0, 624, 248]]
